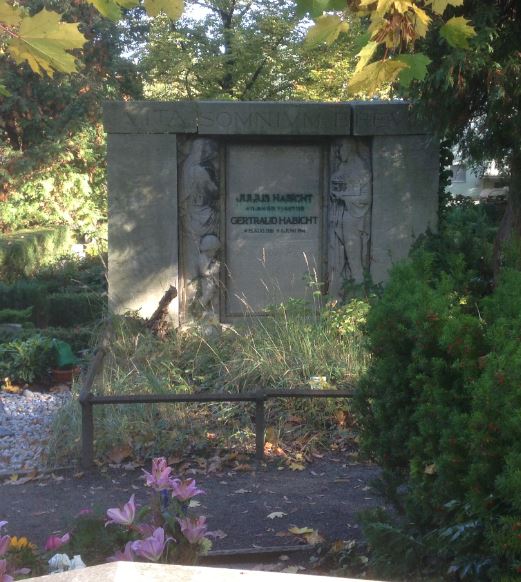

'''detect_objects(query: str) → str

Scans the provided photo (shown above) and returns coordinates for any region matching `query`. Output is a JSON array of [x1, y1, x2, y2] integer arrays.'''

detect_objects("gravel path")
[[0, 390, 71, 474]]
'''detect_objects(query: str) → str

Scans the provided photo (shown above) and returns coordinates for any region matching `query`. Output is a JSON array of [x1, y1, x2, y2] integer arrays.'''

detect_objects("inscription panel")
[[103, 101, 197, 134], [226, 144, 322, 315], [198, 102, 350, 135]]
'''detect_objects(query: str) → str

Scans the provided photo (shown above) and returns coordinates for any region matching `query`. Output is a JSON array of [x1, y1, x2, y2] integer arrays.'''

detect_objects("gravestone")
[[104, 101, 438, 325]]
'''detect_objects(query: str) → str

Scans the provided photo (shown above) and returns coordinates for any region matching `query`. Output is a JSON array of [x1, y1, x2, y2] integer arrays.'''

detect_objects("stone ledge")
[[25, 562, 384, 582], [351, 101, 429, 135]]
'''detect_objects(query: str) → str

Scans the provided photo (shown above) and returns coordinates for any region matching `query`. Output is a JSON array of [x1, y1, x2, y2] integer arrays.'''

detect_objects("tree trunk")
[[493, 151, 521, 278]]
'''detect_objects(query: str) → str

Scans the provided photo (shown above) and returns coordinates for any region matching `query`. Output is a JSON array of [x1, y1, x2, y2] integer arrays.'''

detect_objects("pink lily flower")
[[131, 527, 172, 562], [44, 533, 70, 552], [136, 523, 156, 538], [105, 494, 136, 527], [177, 516, 208, 544], [107, 541, 134, 562], [142, 458, 172, 491], [0, 536, 10, 557], [0, 559, 13, 582], [170, 478, 205, 502]]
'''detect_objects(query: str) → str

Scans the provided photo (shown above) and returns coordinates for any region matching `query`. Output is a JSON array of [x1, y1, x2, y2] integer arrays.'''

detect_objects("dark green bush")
[[0, 227, 74, 282], [48, 292, 104, 327], [0, 280, 49, 326], [0, 307, 33, 324], [353, 205, 521, 579]]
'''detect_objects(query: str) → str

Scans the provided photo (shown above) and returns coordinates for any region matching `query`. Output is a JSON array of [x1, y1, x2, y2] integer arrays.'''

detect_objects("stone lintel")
[[103, 101, 197, 134], [104, 101, 353, 135], [196, 101, 351, 135], [351, 101, 429, 135]]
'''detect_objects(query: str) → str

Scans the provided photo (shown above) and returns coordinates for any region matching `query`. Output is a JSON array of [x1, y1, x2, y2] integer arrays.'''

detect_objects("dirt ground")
[[0, 453, 382, 555]]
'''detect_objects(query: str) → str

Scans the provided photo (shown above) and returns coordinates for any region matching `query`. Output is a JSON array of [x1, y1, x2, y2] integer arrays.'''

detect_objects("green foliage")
[[0, 306, 32, 324], [0, 279, 49, 325], [0, 226, 73, 281], [47, 292, 104, 327], [0, 334, 55, 383], [355, 207, 521, 578]]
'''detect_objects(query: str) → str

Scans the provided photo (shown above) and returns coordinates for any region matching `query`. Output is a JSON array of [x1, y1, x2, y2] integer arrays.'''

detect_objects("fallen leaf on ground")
[[233, 488, 251, 494], [288, 462, 306, 471], [234, 463, 254, 472], [288, 527, 314, 535], [210, 530, 227, 539], [188, 500, 201, 508], [107, 444, 133, 464], [267, 512, 287, 519]]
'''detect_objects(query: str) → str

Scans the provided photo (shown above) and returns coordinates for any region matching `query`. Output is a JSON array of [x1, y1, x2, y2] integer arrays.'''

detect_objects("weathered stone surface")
[[103, 101, 197, 134], [26, 562, 382, 582], [370, 135, 439, 283], [178, 137, 220, 322], [108, 134, 179, 322], [197, 102, 351, 135], [328, 138, 372, 296], [225, 143, 323, 315], [352, 101, 428, 135]]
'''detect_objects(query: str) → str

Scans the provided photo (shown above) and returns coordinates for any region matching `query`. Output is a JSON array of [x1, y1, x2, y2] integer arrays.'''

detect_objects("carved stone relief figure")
[[178, 138, 220, 320], [328, 139, 372, 297]]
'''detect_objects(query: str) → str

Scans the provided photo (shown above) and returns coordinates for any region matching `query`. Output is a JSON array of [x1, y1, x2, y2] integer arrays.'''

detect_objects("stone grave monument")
[[104, 101, 438, 326]]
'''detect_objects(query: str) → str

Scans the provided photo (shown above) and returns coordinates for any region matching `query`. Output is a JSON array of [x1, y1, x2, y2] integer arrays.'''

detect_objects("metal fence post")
[[81, 398, 94, 469], [255, 395, 266, 460]]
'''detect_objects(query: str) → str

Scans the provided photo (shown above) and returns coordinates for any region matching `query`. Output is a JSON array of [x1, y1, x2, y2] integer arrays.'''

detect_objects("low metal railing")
[[79, 326, 354, 468]]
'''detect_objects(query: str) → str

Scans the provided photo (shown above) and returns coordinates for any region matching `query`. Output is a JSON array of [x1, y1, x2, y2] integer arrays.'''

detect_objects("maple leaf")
[[305, 15, 349, 46], [354, 41, 378, 74], [86, 0, 139, 20], [426, 0, 463, 15], [8, 9, 86, 76], [440, 16, 477, 49], [0, 0, 22, 26], [144, 0, 184, 19], [348, 59, 408, 96], [396, 53, 432, 87]]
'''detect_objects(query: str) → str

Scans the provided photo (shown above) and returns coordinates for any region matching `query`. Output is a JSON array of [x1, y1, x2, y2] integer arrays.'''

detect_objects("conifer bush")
[[354, 205, 521, 579]]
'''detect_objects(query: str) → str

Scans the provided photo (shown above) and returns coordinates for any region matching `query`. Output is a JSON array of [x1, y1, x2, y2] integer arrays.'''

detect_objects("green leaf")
[[8, 9, 87, 76], [305, 15, 349, 46], [348, 59, 408, 95], [396, 53, 431, 87], [115, 0, 140, 7], [426, 0, 463, 16], [85, 0, 122, 20], [295, 0, 343, 19], [0, 0, 22, 27], [0, 82, 10, 97], [144, 0, 184, 19], [354, 41, 378, 73], [440, 16, 476, 49]]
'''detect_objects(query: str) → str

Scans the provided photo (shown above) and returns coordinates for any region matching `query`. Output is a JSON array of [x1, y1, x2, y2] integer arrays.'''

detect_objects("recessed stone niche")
[[104, 101, 439, 326]]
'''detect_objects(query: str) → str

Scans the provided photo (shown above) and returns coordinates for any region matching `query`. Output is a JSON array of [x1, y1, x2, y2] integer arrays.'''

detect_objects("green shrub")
[[0, 280, 49, 326], [0, 306, 33, 324], [0, 335, 56, 383], [47, 292, 105, 326], [0, 227, 74, 282], [352, 204, 521, 579]]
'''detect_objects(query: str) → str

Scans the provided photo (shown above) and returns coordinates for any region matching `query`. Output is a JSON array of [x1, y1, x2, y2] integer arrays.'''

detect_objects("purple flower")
[[44, 533, 70, 552], [105, 494, 136, 527], [177, 516, 208, 544], [131, 527, 172, 562], [0, 559, 13, 582], [0, 536, 10, 558], [170, 478, 205, 502], [142, 458, 172, 491], [107, 541, 134, 563]]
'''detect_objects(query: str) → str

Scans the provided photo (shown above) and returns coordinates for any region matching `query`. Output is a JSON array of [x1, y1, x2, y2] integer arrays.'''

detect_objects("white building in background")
[[449, 157, 509, 202]]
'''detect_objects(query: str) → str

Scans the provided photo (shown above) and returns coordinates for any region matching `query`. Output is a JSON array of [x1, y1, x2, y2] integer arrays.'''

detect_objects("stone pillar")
[[107, 133, 179, 323], [370, 135, 439, 283]]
